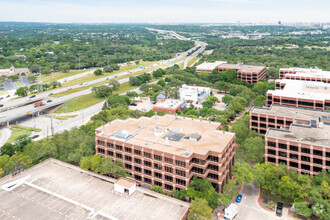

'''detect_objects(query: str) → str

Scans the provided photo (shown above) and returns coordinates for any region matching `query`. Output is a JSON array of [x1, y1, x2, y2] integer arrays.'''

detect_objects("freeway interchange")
[[0, 30, 206, 140]]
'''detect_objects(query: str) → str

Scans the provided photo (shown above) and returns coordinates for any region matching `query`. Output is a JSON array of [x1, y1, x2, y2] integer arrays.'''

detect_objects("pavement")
[[236, 182, 292, 220], [0, 128, 11, 146]]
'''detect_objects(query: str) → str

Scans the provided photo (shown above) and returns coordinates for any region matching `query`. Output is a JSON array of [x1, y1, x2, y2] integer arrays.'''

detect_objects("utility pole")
[[66, 103, 68, 120], [78, 57, 81, 70], [50, 113, 54, 135]]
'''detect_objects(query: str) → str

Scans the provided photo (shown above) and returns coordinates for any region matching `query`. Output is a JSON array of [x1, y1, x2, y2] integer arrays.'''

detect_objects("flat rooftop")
[[266, 124, 330, 148], [0, 159, 189, 220], [217, 63, 265, 73], [268, 80, 330, 101], [96, 115, 235, 156], [155, 99, 183, 109], [196, 61, 227, 71], [251, 105, 330, 122], [280, 67, 330, 79]]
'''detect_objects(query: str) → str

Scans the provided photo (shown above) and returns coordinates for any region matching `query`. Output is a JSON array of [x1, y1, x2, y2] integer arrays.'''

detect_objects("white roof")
[[196, 61, 227, 71], [155, 99, 183, 109], [268, 80, 330, 101], [281, 67, 330, 79]]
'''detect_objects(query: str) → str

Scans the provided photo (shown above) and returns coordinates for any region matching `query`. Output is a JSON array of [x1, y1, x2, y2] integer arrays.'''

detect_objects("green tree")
[[94, 69, 103, 76], [90, 154, 102, 172], [202, 100, 213, 108], [60, 64, 70, 73], [157, 78, 166, 87], [188, 198, 213, 220], [15, 87, 29, 97], [228, 101, 244, 112], [126, 91, 138, 99], [238, 136, 264, 164], [151, 185, 166, 194], [206, 96, 219, 103], [220, 180, 238, 205], [222, 95, 234, 105], [0, 143, 16, 156], [27, 75, 37, 82], [254, 95, 266, 107], [232, 162, 254, 186], [80, 156, 92, 170], [41, 68, 51, 75], [92, 85, 112, 98], [108, 79, 120, 90]]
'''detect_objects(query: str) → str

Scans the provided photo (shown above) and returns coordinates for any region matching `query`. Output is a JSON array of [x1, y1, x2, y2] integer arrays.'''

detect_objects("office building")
[[95, 115, 236, 192], [179, 84, 210, 103], [279, 67, 330, 83], [196, 61, 227, 73]]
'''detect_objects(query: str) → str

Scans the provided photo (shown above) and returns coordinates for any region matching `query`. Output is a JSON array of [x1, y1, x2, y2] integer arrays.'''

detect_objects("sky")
[[0, 0, 329, 23]]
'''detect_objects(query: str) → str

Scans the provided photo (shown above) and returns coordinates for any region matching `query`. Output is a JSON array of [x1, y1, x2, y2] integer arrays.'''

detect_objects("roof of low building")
[[157, 93, 166, 99], [217, 63, 266, 73]]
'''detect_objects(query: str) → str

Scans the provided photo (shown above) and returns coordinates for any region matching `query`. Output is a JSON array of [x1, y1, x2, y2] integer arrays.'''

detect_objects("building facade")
[[217, 63, 266, 84], [279, 67, 330, 83], [196, 61, 227, 73], [153, 98, 186, 114], [267, 80, 330, 110], [265, 118, 330, 176], [250, 105, 329, 136], [179, 84, 210, 103], [0, 66, 30, 76], [95, 115, 236, 192]]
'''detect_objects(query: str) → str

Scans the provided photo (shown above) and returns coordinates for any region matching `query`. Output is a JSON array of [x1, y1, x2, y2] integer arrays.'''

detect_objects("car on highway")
[[106, 77, 109, 80], [29, 95, 36, 98], [6, 95, 10, 98], [0, 115, 6, 118], [47, 100, 52, 103], [30, 134, 39, 139], [114, 75, 117, 78], [67, 87, 72, 90], [49, 93, 53, 95], [63, 79, 67, 82], [84, 83, 89, 85], [276, 202, 283, 217], [236, 194, 242, 203], [79, 83, 83, 85], [0, 97, 3, 100], [0, 104, 3, 107]]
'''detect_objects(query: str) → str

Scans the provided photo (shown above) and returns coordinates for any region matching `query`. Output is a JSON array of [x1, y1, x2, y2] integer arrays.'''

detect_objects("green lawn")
[[7, 125, 41, 143], [41, 68, 97, 83], [187, 57, 200, 67], [44, 114, 78, 120]]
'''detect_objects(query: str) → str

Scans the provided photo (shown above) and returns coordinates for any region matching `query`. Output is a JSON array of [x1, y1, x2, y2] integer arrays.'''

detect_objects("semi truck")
[[33, 101, 44, 108], [224, 203, 238, 220]]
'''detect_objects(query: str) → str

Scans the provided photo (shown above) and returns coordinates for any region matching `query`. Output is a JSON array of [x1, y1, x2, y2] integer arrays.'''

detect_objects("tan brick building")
[[95, 115, 236, 192]]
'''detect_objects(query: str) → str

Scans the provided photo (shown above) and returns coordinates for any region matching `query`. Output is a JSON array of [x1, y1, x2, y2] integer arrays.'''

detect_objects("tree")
[[151, 185, 166, 194], [254, 95, 265, 107], [94, 69, 103, 76], [80, 156, 92, 170], [92, 85, 112, 98], [15, 87, 29, 97], [232, 162, 254, 186], [139, 83, 151, 93], [157, 78, 166, 87], [228, 101, 244, 112], [188, 198, 213, 220], [214, 81, 231, 93], [108, 79, 120, 90], [294, 202, 313, 217], [252, 81, 269, 95], [29, 64, 40, 73], [103, 66, 114, 73], [27, 75, 37, 82], [238, 136, 265, 164], [222, 95, 234, 105], [202, 100, 213, 108], [0, 143, 16, 156], [152, 68, 165, 78], [206, 96, 218, 104], [41, 68, 51, 75], [126, 91, 138, 99], [60, 64, 70, 73], [90, 154, 102, 173], [220, 180, 238, 205], [8, 75, 19, 81], [50, 81, 61, 89], [219, 69, 237, 83]]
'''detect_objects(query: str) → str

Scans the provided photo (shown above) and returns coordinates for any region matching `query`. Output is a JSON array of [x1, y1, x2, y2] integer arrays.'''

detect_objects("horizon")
[[0, 0, 329, 24]]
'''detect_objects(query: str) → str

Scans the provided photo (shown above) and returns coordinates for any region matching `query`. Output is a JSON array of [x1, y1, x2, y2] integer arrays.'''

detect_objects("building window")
[[144, 169, 152, 176], [125, 155, 132, 161], [313, 158, 323, 165], [125, 147, 132, 153], [268, 118, 275, 123], [107, 143, 114, 148], [125, 163, 132, 170], [97, 140, 105, 146], [290, 161, 298, 168], [154, 154, 162, 161], [175, 160, 186, 168], [97, 148, 105, 154], [144, 161, 152, 167], [165, 166, 173, 173], [278, 151, 287, 158], [301, 164, 310, 171], [277, 120, 284, 125], [165, 157, 173, 164], [301, 148, 310, 154], [207, 173, 219, 180], [326, 161, 330, 166], [207, 155, 218, 162], [290, 145, 298, 152], [267, 149, 276, 155], [134, 158, 142, 164], [313, 150, 323, 157], [326, 152, 330, 158], [144, 152, 152, 158], [134, 149, 141, 156], [134, 174, 142, 181], [134, 166, 142, 173], [313, 166, 323, 173], [175, 169, 186, 177], [207, 164, 219, 171], [144, 177, 152, 184], [165, 175, 173, 182], [260, 117, 266, 122], [301, 156, 310, 162], [278, 143, 287, 149], [176, 178, 186, 186], [289, 154, 298, 160], [154, 181, 162, 187], [154, 172, 162, 179], [252, 116, 258, 121], [154, 163, 162, 170], [107, 150, 114, 156], [116, 145, 122, 151], [116, 153, 122, 159], [278, 159, 287, 165], [165, 184, 173, 191], [268, 157, 276, 163], [267, 141, 276, 147]]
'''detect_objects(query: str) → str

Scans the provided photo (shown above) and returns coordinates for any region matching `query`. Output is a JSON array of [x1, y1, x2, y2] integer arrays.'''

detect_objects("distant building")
[[95, 115, 236, 192], [179, 84, 210, 103], [196, 61, 227, 73], [153, 96, 185, 114], [266, 80, 330, 110], [279, 67, 330, 83], [217, 63, 266, 84], [0, 66, 30, 76]]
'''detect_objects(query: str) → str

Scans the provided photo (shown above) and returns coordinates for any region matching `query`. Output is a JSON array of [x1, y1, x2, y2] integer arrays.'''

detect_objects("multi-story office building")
[[95, 115, 236, 192], [265, 116, 330, 176], [267, 80, 330, 110], [250, 105, 329, 136], [279, 67, 330, 83], [196, 61, 227, 73], [217, 63, 266, 84]]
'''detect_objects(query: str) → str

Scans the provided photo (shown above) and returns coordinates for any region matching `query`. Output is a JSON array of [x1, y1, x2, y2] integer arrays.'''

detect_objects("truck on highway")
[[224, 203, 238, 220], [33, 101, 44, 108]]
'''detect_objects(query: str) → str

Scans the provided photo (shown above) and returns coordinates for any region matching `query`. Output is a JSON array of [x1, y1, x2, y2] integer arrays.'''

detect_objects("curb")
[[257, 185, 273, 212]]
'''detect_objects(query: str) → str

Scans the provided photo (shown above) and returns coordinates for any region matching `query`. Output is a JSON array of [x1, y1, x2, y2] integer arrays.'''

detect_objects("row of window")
[[266, 98, 325, 108], [251, 116, 292, 125], [267, 157, 327, 173], [132, 173, 187, 187], [267, 142, 330, 157]]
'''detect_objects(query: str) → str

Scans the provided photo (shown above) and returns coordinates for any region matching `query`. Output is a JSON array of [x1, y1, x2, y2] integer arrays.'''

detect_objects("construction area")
[[0, 159, 189, 220]]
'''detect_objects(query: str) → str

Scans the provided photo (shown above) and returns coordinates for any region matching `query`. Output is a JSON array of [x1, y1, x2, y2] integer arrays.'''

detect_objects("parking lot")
[[129, 97, 154, 112]]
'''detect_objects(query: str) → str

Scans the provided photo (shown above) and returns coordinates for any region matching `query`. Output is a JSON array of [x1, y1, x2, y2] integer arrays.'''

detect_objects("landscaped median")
[[7, 125, 41, 143]]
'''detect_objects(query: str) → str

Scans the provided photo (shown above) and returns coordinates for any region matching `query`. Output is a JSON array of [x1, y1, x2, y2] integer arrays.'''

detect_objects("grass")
[[41, 68, 97, 83], [187, 57, 200, 67], [44, 114, 78, 120], [55, 81, 137, 113], [7, 125, 41, 143]]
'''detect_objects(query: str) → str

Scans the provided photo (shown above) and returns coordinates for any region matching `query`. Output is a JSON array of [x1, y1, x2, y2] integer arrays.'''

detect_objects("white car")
[[0, 115, 6, 118]]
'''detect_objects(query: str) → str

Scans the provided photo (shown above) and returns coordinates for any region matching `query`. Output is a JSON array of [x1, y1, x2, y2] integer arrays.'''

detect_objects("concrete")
[[0, 128, 11, 146]]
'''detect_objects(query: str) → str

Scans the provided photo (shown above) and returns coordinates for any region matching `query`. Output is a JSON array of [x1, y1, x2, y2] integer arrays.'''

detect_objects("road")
[[0, 128, 11, 146]]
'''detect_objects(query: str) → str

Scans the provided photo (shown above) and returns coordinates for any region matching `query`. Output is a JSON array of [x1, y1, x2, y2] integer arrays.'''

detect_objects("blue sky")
[[0, 0, 329, 23]]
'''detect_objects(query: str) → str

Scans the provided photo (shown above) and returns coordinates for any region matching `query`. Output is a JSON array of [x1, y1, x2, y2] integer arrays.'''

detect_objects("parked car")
[[0, 115, 6, 118], [49, 93, 53, 95], [30, 134, 39, 139], [276, 202, 283, 217], [129, 103, 137, 106], [236, 194, 242, 203], [29, 94, 36, 98], [0, 104, 3, 107]]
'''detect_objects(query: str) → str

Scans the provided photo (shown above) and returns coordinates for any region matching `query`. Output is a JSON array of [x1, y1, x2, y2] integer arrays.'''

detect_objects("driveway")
[[0, 127, 11, 146], [236, 182, 292, 220]]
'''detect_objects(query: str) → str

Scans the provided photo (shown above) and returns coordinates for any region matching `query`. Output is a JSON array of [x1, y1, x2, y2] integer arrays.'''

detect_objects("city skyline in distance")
[[0, 0, 329, 24]]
